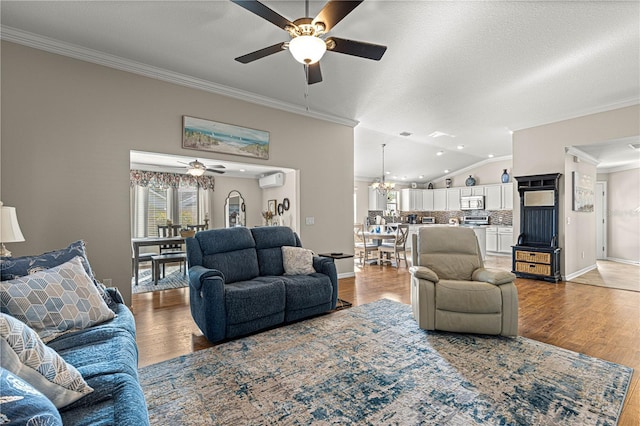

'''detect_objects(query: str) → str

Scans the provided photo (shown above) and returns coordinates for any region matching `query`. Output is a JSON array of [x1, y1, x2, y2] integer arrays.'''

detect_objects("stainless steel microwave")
[[460, 195, 484, 210]]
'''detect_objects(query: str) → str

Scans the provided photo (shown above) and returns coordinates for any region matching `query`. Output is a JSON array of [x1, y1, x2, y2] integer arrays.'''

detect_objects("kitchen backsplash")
[[367, 210, 513, 226]]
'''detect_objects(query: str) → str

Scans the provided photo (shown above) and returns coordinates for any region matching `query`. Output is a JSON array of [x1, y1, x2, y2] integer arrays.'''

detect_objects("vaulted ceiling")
[[2, 1, 638, 182]]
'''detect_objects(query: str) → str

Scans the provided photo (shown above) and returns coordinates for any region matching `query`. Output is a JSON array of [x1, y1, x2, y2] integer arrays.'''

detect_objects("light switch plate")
[[305, 217, 315, 225]]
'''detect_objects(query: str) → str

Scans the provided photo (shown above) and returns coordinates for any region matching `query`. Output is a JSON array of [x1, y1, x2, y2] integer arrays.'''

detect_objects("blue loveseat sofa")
[[186, 226, 338, 343]]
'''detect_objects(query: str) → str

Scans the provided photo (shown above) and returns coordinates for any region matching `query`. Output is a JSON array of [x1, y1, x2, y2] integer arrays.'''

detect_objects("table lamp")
[[0, 202, 25, 257]]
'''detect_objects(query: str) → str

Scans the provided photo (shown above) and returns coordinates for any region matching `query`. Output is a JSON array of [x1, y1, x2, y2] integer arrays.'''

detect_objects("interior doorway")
[[595, 181, 607, 260]]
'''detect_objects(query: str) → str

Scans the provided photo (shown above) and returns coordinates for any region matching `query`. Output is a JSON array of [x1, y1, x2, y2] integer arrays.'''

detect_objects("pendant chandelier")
[[371, 143, 395, 195]]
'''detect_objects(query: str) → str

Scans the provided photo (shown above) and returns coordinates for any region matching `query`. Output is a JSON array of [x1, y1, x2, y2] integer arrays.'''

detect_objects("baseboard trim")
[[606, 257, 640, 266], [565, 263, 598, 281], [338, 272, 355, 279]]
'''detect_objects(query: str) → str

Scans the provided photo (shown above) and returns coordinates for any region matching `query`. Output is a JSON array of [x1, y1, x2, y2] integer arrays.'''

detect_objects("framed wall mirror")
[[225, 190, 245, 228]]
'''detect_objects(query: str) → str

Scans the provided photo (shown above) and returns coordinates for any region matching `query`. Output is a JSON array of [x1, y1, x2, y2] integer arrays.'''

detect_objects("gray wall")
[[1, 41, 355, 304], [513, 105, 640, 277]]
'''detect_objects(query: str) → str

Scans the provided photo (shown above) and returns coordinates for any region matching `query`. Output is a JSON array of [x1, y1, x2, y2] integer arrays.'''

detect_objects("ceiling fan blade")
[[326, 37, 387, 60], [207, 164, 225, 169], [312, 0, 363, 32], [206, 169, 225, 174], [305, 63, 323, 85], [235, 42, 287, 64], [231, 0, 295, 31]]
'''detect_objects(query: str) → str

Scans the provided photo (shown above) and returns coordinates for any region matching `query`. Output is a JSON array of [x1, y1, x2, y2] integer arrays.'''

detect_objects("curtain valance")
[[130, 170, 215, 190]]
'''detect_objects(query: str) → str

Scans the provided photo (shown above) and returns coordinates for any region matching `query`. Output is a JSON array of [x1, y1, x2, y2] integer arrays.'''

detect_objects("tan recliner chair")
[[409, 226, 519, 337]]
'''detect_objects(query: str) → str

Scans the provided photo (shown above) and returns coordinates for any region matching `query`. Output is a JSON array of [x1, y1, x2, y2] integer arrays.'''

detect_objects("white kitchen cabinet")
[[446, 188, 461, 211], [460, 187, 485, 196], [485, 183, 513, 210], [484, 185, 502, 210], [422, 190, 434, 211], [486, 227, 498, 252], [400, 189, 424, 211], [487, 226, 513, 254], [433, 189, 447, 211], [368, 187, 386, 210], [498, 227, 513, 253], [502, 183, 514, 210]]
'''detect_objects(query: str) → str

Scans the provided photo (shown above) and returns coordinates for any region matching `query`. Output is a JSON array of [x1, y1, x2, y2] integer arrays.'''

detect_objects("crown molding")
[[565, 147, 599, 166], [511, 98, 640, 132], [0, 26, 359, 128], [597, 162, 640, 174]]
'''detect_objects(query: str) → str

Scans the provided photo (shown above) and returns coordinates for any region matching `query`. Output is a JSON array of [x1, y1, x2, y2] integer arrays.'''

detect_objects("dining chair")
[[377, 224, 409, 268], [157, 224, 185, 276], [354, 223, 377, 266], [187, 224, 207, 232], [157, 224, 183, 252]]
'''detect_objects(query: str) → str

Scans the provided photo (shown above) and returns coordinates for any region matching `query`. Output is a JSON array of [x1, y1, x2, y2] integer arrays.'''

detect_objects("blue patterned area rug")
[[131, 266, 188, 294], [139, 299, 632, 425]]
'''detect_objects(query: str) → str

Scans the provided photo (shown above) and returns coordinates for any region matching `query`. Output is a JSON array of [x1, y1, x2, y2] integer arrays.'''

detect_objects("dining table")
[[363, 231, 397, 244], [131, 236, 185, 286]]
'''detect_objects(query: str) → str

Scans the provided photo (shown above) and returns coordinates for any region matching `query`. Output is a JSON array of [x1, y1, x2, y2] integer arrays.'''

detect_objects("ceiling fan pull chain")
[[304, 65, 310, 112]]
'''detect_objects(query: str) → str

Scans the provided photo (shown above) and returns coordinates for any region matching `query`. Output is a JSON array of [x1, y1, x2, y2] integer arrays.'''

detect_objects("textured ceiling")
[[2, 1, 639, 182]]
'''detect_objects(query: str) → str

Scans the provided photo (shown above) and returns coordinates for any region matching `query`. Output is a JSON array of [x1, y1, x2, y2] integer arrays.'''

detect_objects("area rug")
[[131, 266, 188, 294], [139, 299, 632, 425]]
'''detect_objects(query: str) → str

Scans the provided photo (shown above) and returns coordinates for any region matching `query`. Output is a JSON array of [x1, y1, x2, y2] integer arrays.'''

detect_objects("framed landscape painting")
[[182, 116, 269, 160]]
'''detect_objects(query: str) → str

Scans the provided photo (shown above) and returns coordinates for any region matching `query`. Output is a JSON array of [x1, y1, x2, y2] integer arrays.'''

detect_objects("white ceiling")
[[2, 1, 639, 182]]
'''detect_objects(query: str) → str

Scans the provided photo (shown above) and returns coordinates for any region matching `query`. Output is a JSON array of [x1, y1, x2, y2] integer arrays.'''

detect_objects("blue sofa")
[[186, 226, 338, 343], [0, 288, 150, 426]]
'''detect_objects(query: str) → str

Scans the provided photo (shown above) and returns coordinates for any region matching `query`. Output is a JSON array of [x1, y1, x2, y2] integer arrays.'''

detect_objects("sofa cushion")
[[224, 277, 286, 325], [196, 227, 256, 254], [251, 226, 298, 276], [49, 326, 140, 381], [194, 227, 260, 283], [0, 313, 93, 408], [59, 372, 150, 426], [436, 280, 502, 314], [0, 367, 63, 425], [1, 256, 115, 343], [280, 274, 333, 312], [0, 240, 115, 309], [202, 249, 260, 284], [282, 246, 316, 275]]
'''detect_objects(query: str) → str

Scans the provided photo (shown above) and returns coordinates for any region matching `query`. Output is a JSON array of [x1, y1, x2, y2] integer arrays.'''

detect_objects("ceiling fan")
[[231, 0, 387, 84], [179, 160, 226, 176]]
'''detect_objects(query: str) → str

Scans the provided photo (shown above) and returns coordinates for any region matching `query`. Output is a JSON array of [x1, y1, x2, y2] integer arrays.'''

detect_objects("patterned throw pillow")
[[282, 246, 316, 275], [0, 240, 116, 309], [0, 367, 63, 425], [0, 256, 115, 343], [0, 313, 93, 408]]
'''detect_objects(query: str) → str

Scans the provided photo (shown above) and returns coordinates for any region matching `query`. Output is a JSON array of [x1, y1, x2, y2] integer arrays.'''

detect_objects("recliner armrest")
[[409, 266, 439, 283], [472, 268, 516, 285], [188, 265, 225, 291]]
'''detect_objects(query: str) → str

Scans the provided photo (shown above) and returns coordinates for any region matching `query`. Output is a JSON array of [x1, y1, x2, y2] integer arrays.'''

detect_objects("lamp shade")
[[289, 35, 327, 64], [0, 206, 25, 243]]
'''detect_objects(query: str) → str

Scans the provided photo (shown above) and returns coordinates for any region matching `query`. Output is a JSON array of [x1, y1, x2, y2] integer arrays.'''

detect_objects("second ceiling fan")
[[232, 0, 387, 84]]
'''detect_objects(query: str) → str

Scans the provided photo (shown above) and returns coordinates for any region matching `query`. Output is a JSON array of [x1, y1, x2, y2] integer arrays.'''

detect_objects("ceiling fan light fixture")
[[187, 167, 205, 177], [289, 35, 326, 64]]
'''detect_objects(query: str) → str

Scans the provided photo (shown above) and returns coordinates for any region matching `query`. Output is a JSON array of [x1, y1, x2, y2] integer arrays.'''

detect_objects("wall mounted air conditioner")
[[259, 172, 284, 189]]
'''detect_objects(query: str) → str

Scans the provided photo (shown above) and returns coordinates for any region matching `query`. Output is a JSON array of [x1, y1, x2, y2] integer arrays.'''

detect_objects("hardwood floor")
[[132, 256, 639, 425]]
